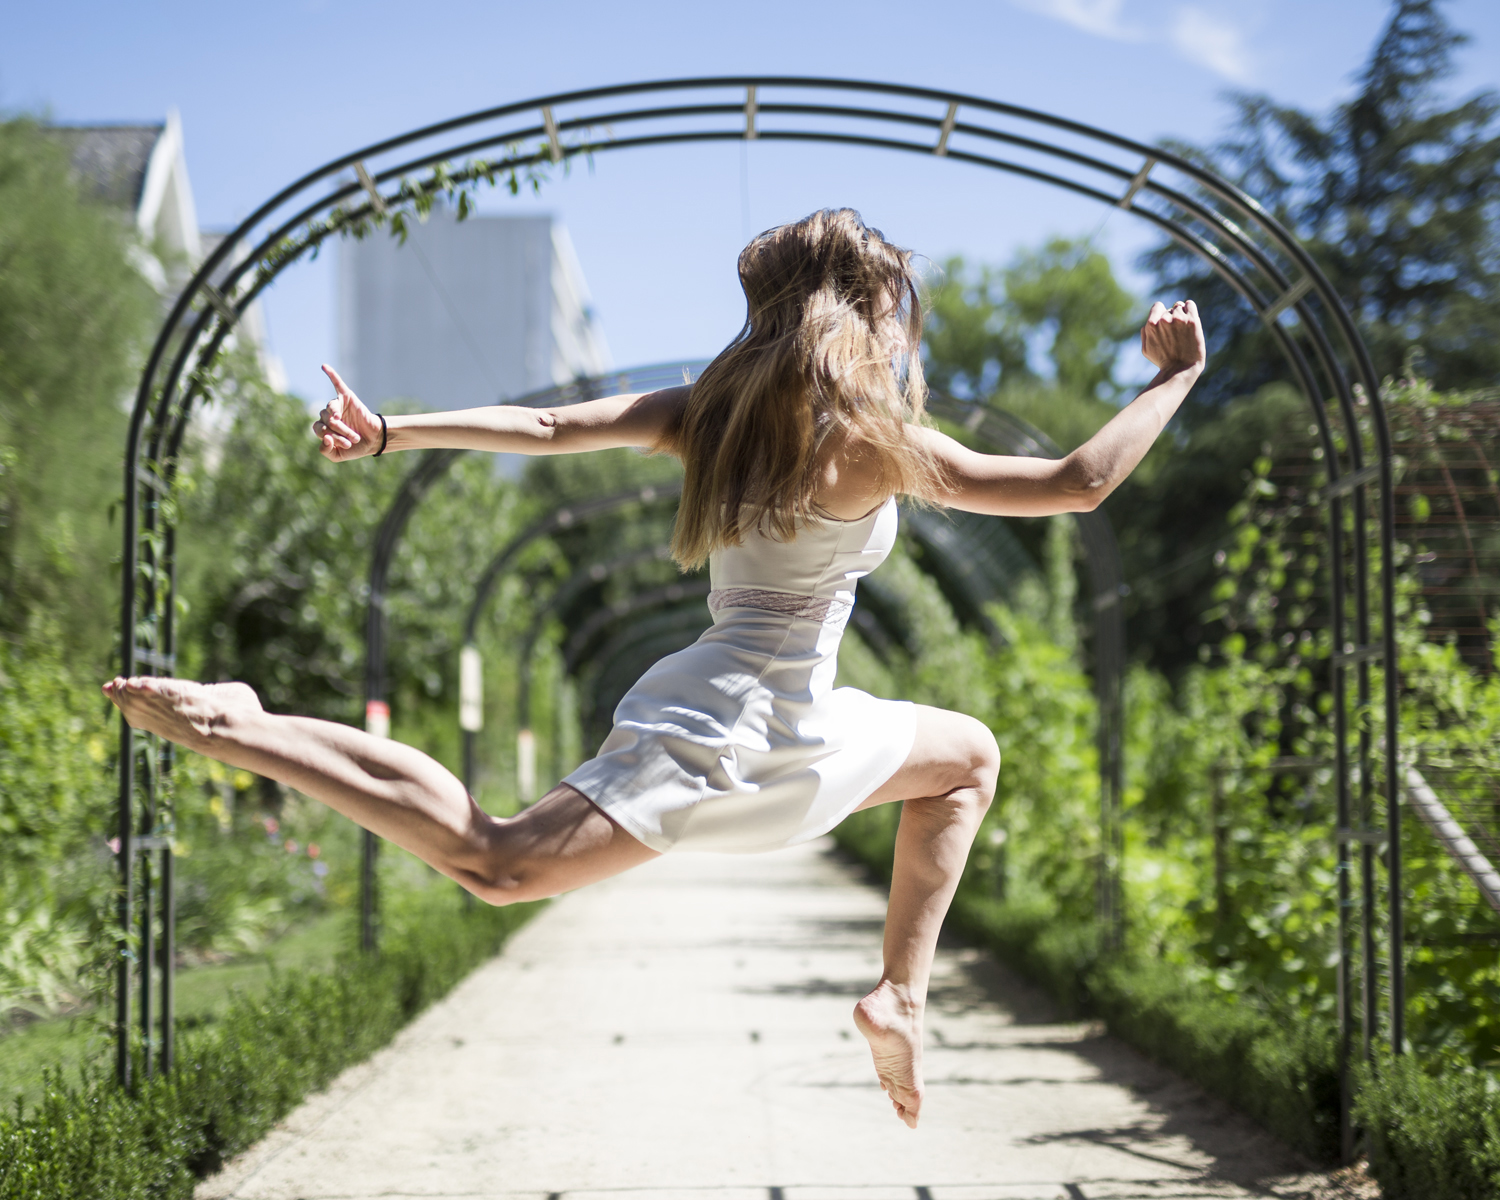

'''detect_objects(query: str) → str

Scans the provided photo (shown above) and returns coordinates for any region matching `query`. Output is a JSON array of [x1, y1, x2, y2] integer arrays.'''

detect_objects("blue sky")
[[6, 0, 1497, 401]]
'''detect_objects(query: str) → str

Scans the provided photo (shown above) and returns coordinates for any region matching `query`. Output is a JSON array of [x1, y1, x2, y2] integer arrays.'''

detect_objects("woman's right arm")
[[909, 300, 1206, 517], [312, 365, 688, 462]]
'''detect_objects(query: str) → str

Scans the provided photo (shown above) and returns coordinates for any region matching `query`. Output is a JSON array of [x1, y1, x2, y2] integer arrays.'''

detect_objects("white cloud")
[[1171, 6, 1254, 83], [1010, 0, 1255, 83], [1010, 0, 1142, 42]]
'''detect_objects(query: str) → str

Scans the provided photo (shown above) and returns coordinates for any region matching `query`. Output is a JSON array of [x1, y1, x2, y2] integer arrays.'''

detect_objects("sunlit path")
[[198, 842, 1318, 1200]]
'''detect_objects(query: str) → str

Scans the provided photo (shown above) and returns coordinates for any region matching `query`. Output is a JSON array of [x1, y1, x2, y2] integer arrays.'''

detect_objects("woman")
[[106, 208, 1205, 1129]]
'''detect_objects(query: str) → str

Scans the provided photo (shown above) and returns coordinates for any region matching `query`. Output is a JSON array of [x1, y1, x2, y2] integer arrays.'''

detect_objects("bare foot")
[[853, 980, 925, 1128], [103, 677, 263, 749]]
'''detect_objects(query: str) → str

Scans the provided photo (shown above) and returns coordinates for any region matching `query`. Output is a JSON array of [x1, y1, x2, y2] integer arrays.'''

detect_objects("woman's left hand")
[[313, 365, 383, 462]]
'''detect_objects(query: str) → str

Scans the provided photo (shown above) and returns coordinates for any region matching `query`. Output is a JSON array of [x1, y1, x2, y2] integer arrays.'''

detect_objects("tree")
[[0, 118, 155, 659], [921, 237, 1317, 677], [923, 238, 1137, 405], [1146, 0, 1500, 404]]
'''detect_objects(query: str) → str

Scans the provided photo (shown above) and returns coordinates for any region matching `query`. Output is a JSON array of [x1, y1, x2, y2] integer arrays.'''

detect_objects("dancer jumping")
[[106, 209, 1205, 1129]]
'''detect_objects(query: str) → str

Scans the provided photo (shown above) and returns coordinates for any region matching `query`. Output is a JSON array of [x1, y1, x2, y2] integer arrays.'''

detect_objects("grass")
[[0, 910, 351, 1109]]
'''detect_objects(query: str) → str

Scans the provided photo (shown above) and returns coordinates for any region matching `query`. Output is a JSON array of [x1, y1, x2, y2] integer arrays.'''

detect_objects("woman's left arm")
[[911, 300, 1205, 517], [312, 365, 689, 462]]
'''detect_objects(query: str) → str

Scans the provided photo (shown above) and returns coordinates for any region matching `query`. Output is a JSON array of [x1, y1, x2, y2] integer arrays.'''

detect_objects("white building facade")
[[53, 111, 286, 391], [337, 211, 611, 413]]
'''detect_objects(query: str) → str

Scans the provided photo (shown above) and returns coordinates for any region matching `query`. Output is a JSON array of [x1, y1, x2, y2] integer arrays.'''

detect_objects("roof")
[[48, 123, 164, 211]]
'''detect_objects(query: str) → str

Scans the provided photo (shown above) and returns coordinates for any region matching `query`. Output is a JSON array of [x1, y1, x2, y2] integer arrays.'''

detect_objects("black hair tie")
[[374, 413, 388, 457]]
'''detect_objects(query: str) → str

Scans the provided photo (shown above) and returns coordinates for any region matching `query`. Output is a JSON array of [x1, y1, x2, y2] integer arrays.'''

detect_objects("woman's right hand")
[[1140, 299, 1207, 375], [312, 364, 383, 462]]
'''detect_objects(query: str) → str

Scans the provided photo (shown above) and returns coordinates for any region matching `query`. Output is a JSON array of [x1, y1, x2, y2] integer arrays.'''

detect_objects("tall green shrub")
[[0, 633, 115, 1021], [0, 117, 154, 656]]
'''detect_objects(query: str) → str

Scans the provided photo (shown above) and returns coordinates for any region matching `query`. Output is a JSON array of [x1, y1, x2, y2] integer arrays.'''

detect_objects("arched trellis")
[[455, 486, 686, 776], [116, 81, 1398, 1149], [501, 543, 685, 800]]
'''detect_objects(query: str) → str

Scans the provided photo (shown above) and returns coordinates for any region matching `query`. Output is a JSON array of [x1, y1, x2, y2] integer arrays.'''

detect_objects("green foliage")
[[255, 147, 566, 285], [0, 886, 541, 1199], [923, 238, 1137, 404], [1110, 383, 1309, 675], [920, 237, 1318, 681], [1091, 956, 1340, 1161], [1356, 1054, 1500, 1199], [0, 117, 155, 656], [977, 600, 1100, 918], [167, 765, 358, 961], [1397, 629, 1500, 1066], [1147, 0, 1500, 400], [0, 623, 359, 1024], [0, 632, 116, 1021]]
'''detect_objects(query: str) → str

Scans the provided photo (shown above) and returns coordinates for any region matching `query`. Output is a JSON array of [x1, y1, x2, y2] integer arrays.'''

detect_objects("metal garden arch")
[[117, 81, 1400, 1152]]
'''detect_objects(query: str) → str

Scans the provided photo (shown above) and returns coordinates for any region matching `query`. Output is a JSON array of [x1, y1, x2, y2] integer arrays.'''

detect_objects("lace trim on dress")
[[707, 587, 851, 622]]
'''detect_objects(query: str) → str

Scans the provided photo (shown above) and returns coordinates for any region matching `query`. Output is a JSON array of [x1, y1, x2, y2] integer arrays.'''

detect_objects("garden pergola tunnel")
[[117, 78, 1398, 1157]]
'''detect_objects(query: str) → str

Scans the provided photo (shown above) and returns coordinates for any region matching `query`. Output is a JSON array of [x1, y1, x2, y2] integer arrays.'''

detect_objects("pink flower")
[[107, 837, 121, 855], [307, 843, 321, 859], [263, 817, 279, 834], [284, 840, 299, 854]]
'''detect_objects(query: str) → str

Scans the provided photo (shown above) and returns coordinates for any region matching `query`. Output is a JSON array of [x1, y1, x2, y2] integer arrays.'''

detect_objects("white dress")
[[562, 496, 917, 854]]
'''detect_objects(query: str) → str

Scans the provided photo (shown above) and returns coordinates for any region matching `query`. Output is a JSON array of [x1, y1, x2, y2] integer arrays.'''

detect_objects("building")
[[51, 110, 285, 391], [336, 210, 611, 413]]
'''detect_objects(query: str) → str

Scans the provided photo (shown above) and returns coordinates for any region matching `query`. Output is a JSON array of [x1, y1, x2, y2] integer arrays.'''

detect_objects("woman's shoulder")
[[812, 436, 893, 520]]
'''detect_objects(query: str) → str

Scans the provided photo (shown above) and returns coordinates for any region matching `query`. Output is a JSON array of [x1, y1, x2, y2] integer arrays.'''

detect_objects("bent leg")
[[850, 704, 999, 1128], [103, 677, 657, 905]]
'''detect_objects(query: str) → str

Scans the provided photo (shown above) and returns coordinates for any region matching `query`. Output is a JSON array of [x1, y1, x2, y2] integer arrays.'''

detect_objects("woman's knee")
[[946, 712, 999, 801], [454, 786, 644, 906], [457, 849, 551, 906]]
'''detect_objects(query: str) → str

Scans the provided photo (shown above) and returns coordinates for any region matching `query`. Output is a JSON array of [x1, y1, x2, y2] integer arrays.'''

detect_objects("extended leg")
[[849, 705, 998, 1128], [103, 677, 657, 904]]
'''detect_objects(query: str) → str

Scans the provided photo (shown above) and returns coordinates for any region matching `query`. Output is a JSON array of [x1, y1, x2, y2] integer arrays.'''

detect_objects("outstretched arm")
[[312, 365, 687, 462], [912, 300, 1206, 517]]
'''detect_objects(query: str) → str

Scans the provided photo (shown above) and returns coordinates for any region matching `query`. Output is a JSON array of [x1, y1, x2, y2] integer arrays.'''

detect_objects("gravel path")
[[198, 839, 1329, 1200]]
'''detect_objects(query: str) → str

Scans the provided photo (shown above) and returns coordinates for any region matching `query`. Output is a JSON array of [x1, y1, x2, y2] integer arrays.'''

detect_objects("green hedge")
[[1088, 956, 1339, 1161], [842, 820, 1500, 1190], [0, 892, 541, 1199], [1355, 1055, 1500, 1200], [836, 819, 1340, 1163], [946, 890, 1340, 1162]]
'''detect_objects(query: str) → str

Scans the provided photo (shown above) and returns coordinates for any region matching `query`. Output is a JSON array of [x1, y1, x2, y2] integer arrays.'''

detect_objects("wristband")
[[374, 413, 388, 457]]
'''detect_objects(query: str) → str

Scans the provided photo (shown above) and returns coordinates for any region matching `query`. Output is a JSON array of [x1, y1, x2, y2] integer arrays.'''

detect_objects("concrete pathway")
[[199, 840, 1329, 1200]]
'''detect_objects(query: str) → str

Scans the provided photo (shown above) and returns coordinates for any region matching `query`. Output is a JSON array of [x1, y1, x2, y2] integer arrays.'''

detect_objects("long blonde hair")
[[669, 209, 942, 570]]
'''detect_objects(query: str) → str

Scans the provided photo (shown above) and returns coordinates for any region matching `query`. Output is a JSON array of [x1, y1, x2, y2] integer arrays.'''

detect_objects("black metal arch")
[[454, 485, 684, 768], [366, 475, 684, 949], [117, 81, 1398, 1135], [501, 543, 685, 798]]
